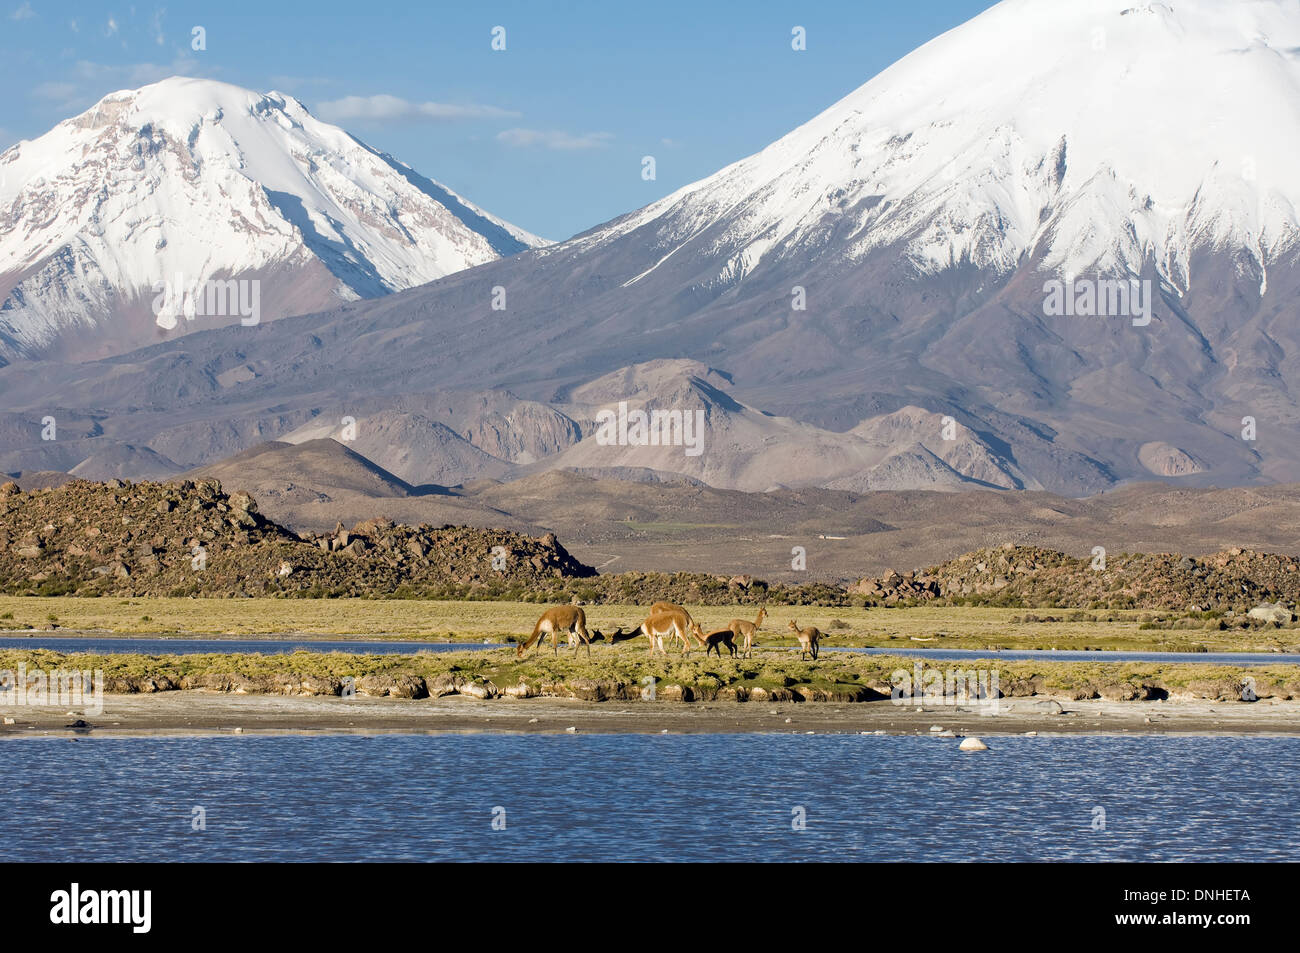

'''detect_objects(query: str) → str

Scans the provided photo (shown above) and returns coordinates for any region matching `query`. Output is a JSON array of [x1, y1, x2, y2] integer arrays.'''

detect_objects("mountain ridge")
[[2, 1, 1299, 494]]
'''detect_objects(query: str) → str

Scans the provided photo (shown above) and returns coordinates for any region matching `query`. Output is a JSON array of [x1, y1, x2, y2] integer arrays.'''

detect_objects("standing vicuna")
[[727, 606, 767, 659], [642, 605, 705, 656], [700, 628, 739, 658], [517, 606, 593, 657], [787, 620, 822, 660]]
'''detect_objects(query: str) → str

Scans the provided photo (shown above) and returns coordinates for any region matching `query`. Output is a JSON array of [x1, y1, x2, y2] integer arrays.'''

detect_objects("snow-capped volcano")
[[596, 0, 1300, 291], [0, 77, 546, 361], [3, 1, 1300, 495]]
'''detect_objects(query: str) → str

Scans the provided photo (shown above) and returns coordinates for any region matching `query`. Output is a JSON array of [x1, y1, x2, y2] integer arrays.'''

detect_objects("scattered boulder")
[[656, 684, 694, 702], [458, 678, 499, 699], [386, 674, 429, 699], [428, 673, 466, 697], [1247, 603, 1294, 625], [1098, 682, 1144, 702]]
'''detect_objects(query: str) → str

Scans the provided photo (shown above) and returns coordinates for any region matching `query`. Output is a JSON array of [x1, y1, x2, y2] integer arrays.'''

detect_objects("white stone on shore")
[[929, 725, 944, 731], [959, 737, 989, 752]]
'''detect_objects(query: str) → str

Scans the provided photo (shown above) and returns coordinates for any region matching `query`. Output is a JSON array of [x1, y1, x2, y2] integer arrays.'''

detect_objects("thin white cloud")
[[316, 94, 519, 123], [29, 57, 211, 112], [105, 16, 118, 37], [32, 81, 79, 103], [11, 2, 34, 21], [496, 128, 614, 150], [150, 6, 165, 46]]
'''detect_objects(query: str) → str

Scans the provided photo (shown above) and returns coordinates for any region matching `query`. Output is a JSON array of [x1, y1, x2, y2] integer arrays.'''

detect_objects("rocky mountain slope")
[[0, 478, 591, 598], [5, 477, 1300, 614], [855, 543, 1300, 613]]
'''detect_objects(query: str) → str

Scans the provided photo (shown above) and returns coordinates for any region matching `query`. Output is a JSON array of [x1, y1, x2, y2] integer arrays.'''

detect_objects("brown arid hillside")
[[853, 544, 1300, 613], [17, 445, 1300, 583], [0, 479, 592, 598], [2, 478, 1299, 614]]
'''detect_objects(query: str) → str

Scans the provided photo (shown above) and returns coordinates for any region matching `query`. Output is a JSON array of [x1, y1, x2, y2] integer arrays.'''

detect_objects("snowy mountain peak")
[[0, 76, 545, 360], [597, 0, 1300, 288]]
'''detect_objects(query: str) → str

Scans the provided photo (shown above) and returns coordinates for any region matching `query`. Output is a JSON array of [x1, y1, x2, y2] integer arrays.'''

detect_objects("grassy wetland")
[[3, 639, 1299, 703], [3, 597, 1299, 653], [3, 482, 1299, 726], [2, 598, 1298, 720]]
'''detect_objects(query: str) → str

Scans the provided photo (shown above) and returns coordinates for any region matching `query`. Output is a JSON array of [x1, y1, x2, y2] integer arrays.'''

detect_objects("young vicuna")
[[701, 628, 739, 658], [787, 620, 822, 660]]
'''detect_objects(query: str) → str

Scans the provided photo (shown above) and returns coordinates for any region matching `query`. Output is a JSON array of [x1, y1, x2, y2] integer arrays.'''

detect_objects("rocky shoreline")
[[4, 645, 1295, 706], [83, 668, 1295, 705], [3, 691, 1298, 737]]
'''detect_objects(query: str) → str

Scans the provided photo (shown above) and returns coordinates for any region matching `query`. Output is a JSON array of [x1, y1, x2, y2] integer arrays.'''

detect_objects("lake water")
[[830, 647, 1300, 666], [1, 636, 1296, 665], [2, 735, 1295, 862], [0, 637, 495, 655]]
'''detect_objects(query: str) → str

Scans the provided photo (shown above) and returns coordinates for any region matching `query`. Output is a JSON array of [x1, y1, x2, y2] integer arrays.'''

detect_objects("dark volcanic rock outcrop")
[[0, 478, 593, 597]]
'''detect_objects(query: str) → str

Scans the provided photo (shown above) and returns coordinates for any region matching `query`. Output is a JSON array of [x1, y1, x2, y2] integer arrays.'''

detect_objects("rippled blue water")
[[829, 647, 1300, 666], [0, 637, 494, 655], [2, 735, 1295, 861], [3, 637, 1295, 665]]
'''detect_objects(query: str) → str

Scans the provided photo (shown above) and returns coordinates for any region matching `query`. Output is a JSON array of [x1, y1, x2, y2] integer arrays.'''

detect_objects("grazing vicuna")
[[727, 605, 767, 658], [590, 625, 641, 645], [787, 620, 822, 660], [608, 625, 642, 645], [642, 607, 705, 656], [517, 606, 593, 657]]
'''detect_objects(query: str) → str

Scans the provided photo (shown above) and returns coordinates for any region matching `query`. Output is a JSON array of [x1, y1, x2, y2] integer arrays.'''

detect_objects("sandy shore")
[[2, 691, 1298, 737]]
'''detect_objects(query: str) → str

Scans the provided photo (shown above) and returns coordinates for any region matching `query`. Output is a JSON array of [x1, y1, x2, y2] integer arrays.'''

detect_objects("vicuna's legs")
[[570, 621, 592, 657]]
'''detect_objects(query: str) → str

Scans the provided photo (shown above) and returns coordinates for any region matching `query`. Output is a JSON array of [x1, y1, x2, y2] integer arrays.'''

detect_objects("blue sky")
[[1, 0, 996, 240]]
